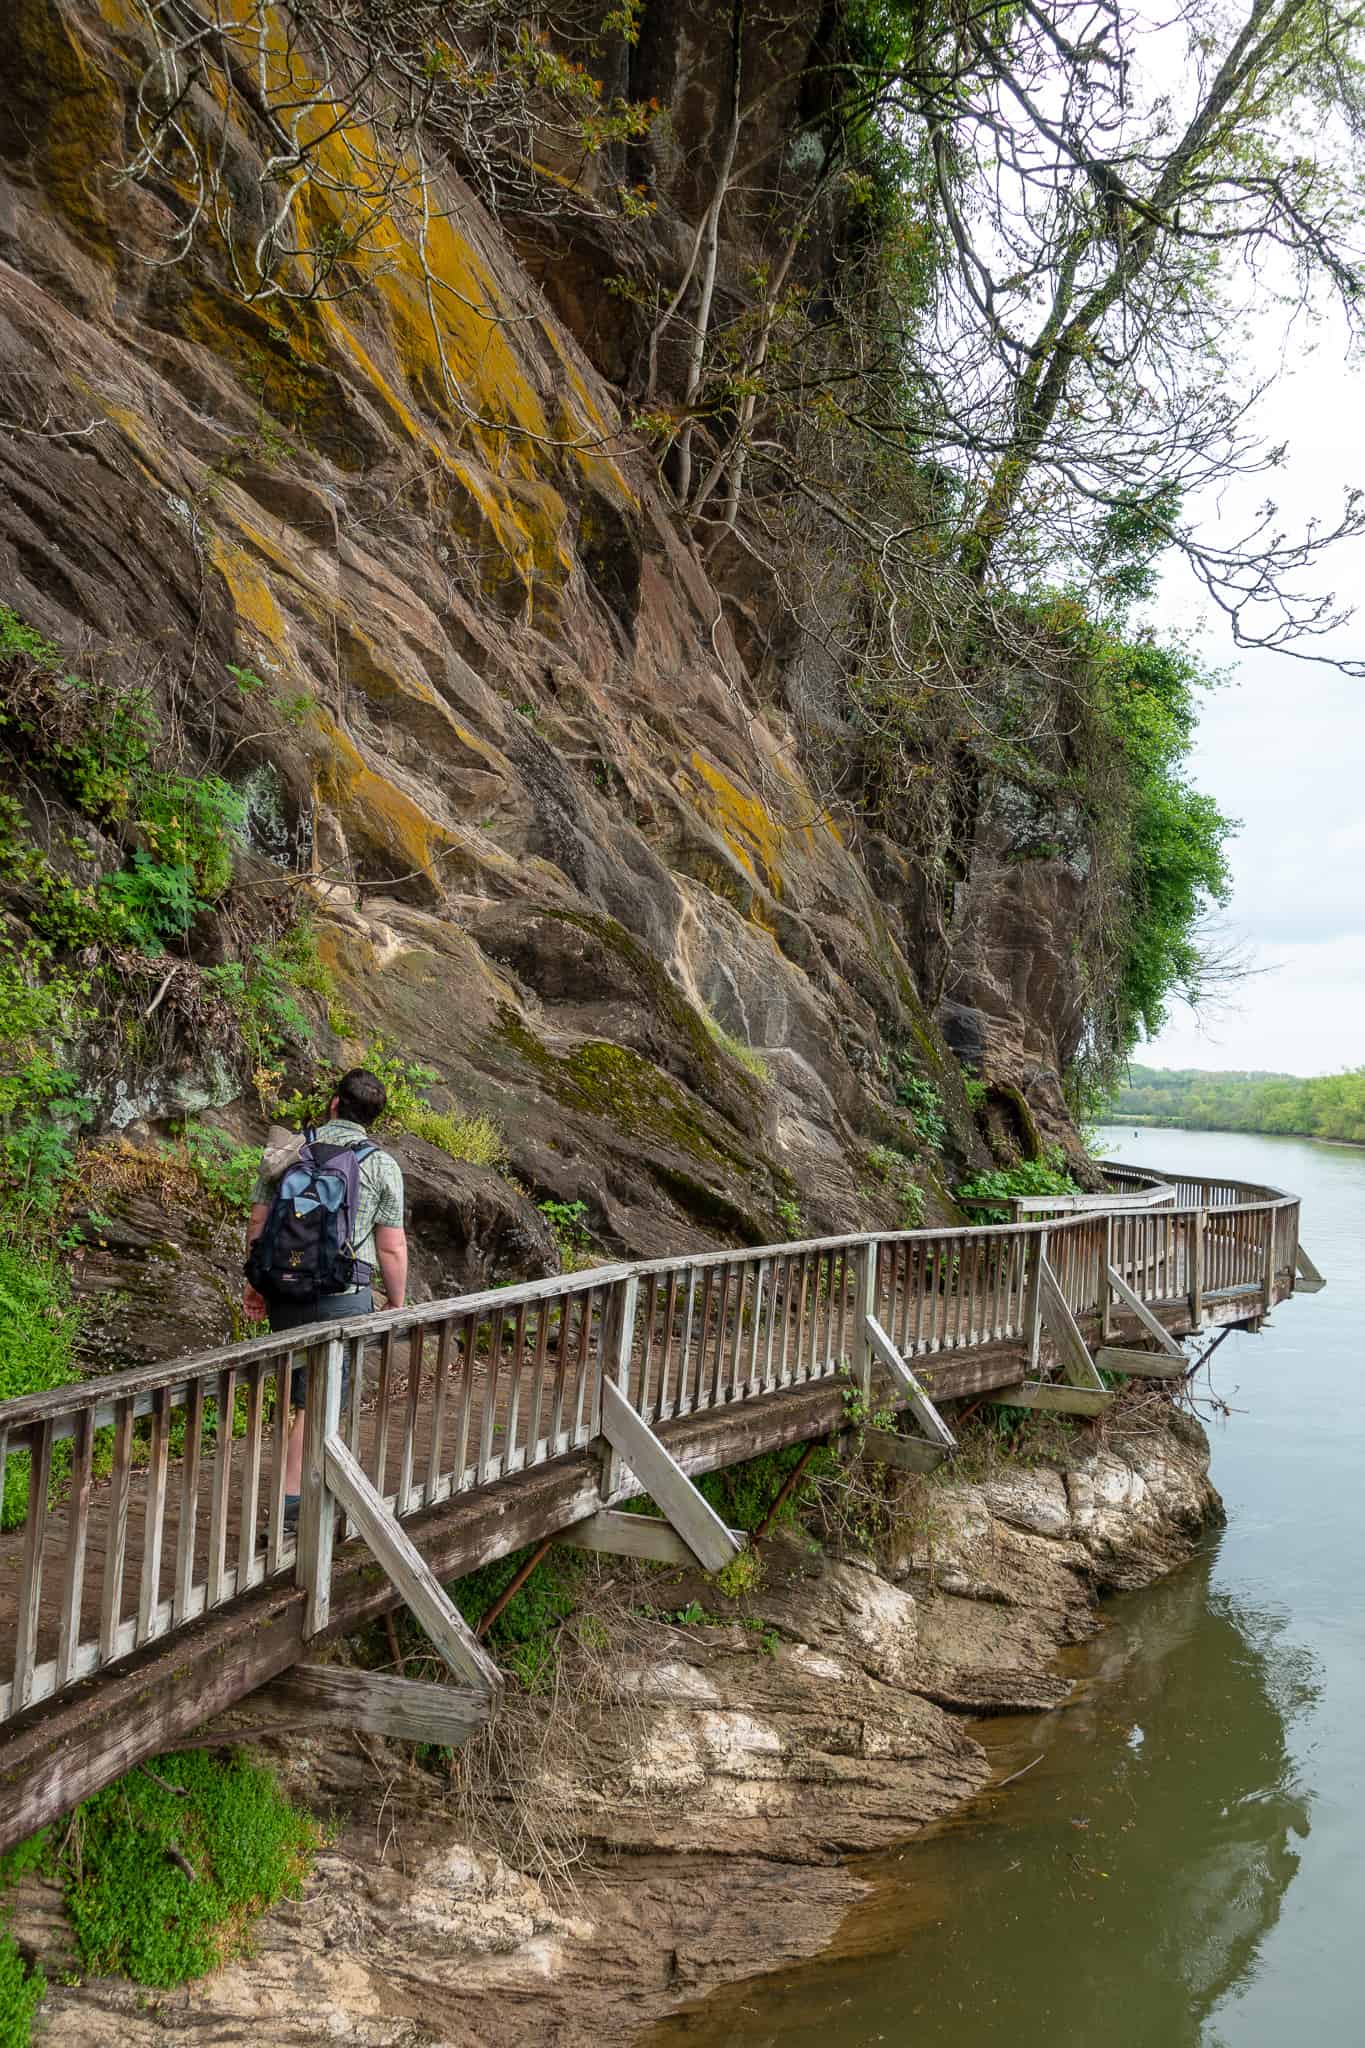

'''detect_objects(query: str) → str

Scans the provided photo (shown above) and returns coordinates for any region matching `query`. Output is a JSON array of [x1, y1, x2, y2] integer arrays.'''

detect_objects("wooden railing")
[[0, 1164, 1305, 1732]]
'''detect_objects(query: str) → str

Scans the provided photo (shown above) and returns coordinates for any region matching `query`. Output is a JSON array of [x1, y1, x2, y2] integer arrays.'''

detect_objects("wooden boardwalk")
[[0, 1164, 1314, 1850]]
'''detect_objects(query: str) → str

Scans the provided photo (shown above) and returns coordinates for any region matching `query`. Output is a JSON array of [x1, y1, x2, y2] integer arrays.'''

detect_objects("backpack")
[[245, 1131, 378, 1306]]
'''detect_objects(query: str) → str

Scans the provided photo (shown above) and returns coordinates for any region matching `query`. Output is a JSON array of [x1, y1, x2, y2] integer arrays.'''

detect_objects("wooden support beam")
[[1294, 1244, 1326, 1293], [1105, 1265, 1185, 1357], [864, 1317, 956, 1449], [989, 1382, 1113, 1417], [322, 1436, 503, 1703], [1037, 1260, 1105, 1390], [599, 1380, 740, 1574], [557, 1509, 741, 1566], [1095, 1346, 1185, 1380], [254, 1664, 490, 1747], [859, 1429, 947, 1475], [1190, 1210, 1207, 1327]]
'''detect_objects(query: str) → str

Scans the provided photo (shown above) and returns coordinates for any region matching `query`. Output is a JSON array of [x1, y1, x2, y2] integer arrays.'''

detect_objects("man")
[[244, 1068, 407, 1522]]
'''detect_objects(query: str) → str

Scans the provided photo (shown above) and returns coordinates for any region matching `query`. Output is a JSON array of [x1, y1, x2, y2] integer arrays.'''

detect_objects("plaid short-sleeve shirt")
[[252, 1119, 404, 1272]]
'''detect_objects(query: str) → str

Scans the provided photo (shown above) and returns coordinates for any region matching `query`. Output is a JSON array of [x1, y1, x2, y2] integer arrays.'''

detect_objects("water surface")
[[648, 1127, 1364, 2048]]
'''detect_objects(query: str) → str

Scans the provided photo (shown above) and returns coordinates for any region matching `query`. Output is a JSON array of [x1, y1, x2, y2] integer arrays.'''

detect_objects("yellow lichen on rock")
[[683, 754, 788, 901]]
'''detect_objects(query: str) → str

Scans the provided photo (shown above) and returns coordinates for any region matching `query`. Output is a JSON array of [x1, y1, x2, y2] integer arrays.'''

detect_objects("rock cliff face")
[[10, 1408, 1220, 2044], [0, 0, 1104, 1344]]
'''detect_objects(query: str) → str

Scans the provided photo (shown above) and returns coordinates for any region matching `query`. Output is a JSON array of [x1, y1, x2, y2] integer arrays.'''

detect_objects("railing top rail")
[[0, 1172, 1299, 1434]]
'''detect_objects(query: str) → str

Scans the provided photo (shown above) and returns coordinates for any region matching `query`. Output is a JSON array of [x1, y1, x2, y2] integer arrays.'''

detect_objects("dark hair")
[[334, 1068, 386, 1128]]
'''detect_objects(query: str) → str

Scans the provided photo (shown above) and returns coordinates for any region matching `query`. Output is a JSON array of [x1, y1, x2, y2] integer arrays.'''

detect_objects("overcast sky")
[[1139, 325, 1364, 1078]]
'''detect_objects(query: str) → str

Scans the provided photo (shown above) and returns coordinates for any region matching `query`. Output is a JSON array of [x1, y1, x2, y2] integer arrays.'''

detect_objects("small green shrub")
[[0, 1930, 45, 2048], [63, 1752, 317, 1987], [537, 1197, 595, 1268], [702, 1013, 771, 1083], [865, 1143, 926, 1228], [172, 1124, 260, 1218], [204, 940, 313, 1071], [341, 1040, 509, 1172], [0, 1247, 82, 1529], [962, 1072, 988, 1113], [0, 1828, 49, 2048], [954, 1156, 1080, 1223], [892, 1056, 947, 1150], [773, 1194, 803, 1238]]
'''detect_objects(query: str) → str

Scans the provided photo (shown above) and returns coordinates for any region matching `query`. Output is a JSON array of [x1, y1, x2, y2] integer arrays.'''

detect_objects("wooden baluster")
[[657, 1271, 681, 1417], [454, 1317, 478, 1483], [237, 1362, 265, 1587], [137, 1386, 172, 1644], [478, 1311, 506, 1485], [776, 1258, 794, 1385], [57, 1407, 95, 1688], [268, 1353, 293, 1576], [758, 1257, 778, 1391], [297, 1336, 345, 1638], [173, 1377, 205, 1622], [425, 1319, 453, 1496], [207, 1366, 237, 1609], [676, 1268, 699, 1412], [707, 1263, 732, 1407], [398, 1325, 425, 1513], [1190, 1211, 1206, 1327], [372, 1328, 396, 1500], [523, 1309, 550, 1467], [687, 1267, 712, 1409], [99, 1398, 134, 1663], [503, 1305, 528, 1473], [546, 1299, 573, 1455], [636, 1274, 658, 1417], [13, 1420, 54, 1712], [571, 1291, 597, 1445], [790, 1254, 811, 1383]]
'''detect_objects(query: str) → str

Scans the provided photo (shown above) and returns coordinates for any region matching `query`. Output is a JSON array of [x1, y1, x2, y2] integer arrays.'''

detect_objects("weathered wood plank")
[[254, 1664, 490, 1747], [600, 1380, 740, 1573], [1095, 1346, 1185, 1379], [1295, 1243, 1327, 1293], [56, 1406, 95, 1686], [859, 1429, 947, 1475], [989, 1382, 1113, 1416], [556, 1509, 741, 1566], [13, 1421, 53, 1712], [322, 1435, 503, 1700]]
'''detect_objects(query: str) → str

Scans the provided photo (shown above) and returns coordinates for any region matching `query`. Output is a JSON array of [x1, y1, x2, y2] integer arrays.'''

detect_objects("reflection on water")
[[647, 1126, 1364, 2048], [652, 1556, 1314, 2048]]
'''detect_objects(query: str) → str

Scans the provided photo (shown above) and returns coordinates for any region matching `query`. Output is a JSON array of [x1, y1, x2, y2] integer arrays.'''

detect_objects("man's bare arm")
[[243, 1201, 271, 1322], [375, 1224, 407, 1310]]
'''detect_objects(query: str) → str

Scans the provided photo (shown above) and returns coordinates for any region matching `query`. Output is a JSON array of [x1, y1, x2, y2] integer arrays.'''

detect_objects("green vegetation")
[[892, 1059, 947, 1151], [537, 1197, 595, 1268], [0, 1247, 83, 1527], [703, 1014, 771, 1085], [171, 1123, 261, 1218], [865, 1143, 926, 1228], [62, 1752, 317, 1986], [448, 1546, 581, 1691], [0, 1831, 48, 2047], [955, 1156, 1080, 1223], [1111, 1064, 1365, 1146]]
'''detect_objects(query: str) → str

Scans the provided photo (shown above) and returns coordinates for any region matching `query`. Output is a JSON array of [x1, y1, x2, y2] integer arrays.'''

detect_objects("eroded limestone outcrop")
[[11, 1409, 1220, 2046]]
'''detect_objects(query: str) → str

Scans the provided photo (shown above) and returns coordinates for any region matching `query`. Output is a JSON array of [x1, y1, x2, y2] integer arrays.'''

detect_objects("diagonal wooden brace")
[[1037, 1258, 1105, 1390], [1105, 1265, 1184, 1356], [323, 1436, 503, 1703], [864, 1317, 957, 1450], [599, 1380, 741, 1574], [1294, 1244, 1326, 1293]]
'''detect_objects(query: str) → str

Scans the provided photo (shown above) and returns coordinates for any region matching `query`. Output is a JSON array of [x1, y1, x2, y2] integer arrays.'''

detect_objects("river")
[[647, 1126, 1363, 2048]]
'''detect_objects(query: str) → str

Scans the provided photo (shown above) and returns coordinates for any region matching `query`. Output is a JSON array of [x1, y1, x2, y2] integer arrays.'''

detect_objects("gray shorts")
[[269, 1288, 373, 1407]]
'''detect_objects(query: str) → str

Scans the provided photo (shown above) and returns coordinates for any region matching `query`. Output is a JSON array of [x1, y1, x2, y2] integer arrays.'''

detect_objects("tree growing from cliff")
[[826, 0, 1365, 655]]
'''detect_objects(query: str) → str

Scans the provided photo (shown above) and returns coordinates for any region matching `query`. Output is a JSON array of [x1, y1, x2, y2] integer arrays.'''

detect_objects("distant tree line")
[[1111, 1066, 1365, 1145]]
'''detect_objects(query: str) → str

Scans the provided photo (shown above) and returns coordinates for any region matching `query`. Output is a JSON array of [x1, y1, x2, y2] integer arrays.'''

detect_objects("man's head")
[[330, 1068, 387, 1129]]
